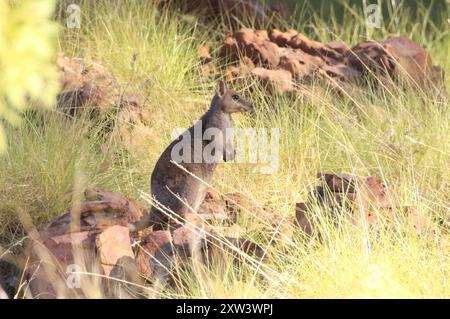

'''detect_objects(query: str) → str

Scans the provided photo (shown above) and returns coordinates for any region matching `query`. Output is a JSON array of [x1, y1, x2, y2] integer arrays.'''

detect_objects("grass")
[[1, 0, 449, 298]]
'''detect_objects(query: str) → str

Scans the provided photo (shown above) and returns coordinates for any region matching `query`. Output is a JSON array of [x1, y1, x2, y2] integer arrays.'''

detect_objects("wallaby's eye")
[[232, 94, 240, 101]]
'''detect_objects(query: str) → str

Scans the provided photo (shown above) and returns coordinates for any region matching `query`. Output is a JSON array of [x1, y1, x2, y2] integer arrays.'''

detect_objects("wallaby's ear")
[[216, 80, 227, 98]]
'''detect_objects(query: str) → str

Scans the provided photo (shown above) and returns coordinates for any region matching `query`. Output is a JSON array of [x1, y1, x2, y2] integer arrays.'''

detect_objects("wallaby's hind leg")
[[151, 180, 207, 230], [182, 178, 209, 214], [129, 177, 208, 232]]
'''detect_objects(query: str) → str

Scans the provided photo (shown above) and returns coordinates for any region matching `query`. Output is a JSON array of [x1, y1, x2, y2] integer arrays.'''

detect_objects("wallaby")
[[130, 81, 253, 231]]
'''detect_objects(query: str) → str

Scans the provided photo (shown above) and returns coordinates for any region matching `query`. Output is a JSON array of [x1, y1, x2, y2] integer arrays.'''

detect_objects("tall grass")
[[1, 0, 449, 298]]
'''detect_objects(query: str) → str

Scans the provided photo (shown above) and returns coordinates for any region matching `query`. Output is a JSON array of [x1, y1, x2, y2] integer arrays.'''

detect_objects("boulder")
[[216, 29, 445, 97], [269, 29, 298, 47], [17, 182, 279, 297], [382, 36, 432, 85], [26, 229, 99, 298], [198, 44, 212, 64], [57, 53, 116, 115], [295, 173, 440, 237], [197, 189, 229, 222], [25, 188, 144, 298], [224, 59, 254, 82], [221, 28, 281, 67], [135, 231, 172, 277], [287, 33, 325, 57], [96, 225, 134, 277], [218, 28, 358, 89], [251, 67, 294, 94], [320, 63, 362, 81], [278, 55, 316, 80], [19, 184, 274, 297], [345, 36, 445, 90], [57, 53, 156, 157], [198, 188, 274, 225], [294, 173, 394, 236]]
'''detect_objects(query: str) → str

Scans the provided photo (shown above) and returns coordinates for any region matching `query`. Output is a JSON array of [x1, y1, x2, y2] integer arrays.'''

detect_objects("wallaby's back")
[[131, 81, 253, 231]]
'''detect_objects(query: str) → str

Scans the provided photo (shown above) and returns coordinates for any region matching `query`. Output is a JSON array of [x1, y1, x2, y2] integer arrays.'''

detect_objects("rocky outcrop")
[[16, 187, 264, 298], [24, 188, 144, 298], [295, 173, 439, 237], [346, 36, 445, 90], [4, 179, 441, 298], [203, 28, 445, 96], [56, 53, 155, 154]]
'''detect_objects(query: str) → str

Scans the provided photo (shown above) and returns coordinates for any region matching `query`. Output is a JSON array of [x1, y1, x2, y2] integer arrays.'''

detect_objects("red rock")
[[295, 173, 400, 236], [198, 44, 212, 64], [320, 63, 362, 81], [254, 29, 269, 41], [346, 41, 392, 77], [278, 55, 316, 80], [198, 190, 271, 224], [317, 172, 359, 193], [135, 231, 172, 276], [204, 187, 221, 201], [217, 28, 384, 94], [56, 53, 84, 91], [217, 28, 446, 96], [287, 33, 324, 56], [302, 173, 439, 237], [172, 222, 207, 251], [251, 67, 293, 93], [382, 36, 433, 86], [219, 35, 240, 61], [238, 28, 280, 67], [95, 225, 134, 277], [269, 29, 298, 47], [344, 36, 442, 88], [326, 41, 350, 57], [56, 53, 144, 118], [364, 176, 393, 209], [26, 229, 99, 298], [221, 28, 281, 67], [25, 188, 145, 298], [198, 196, 227, 219], [224, 63, 253, 81]]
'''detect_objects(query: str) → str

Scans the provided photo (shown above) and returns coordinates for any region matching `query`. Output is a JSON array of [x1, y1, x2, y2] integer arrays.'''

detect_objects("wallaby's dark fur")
[[131, 81, 253, 231]]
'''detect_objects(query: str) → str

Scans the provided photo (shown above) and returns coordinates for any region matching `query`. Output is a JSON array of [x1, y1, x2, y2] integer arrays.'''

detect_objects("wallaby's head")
[[215, 80, 253, 113]]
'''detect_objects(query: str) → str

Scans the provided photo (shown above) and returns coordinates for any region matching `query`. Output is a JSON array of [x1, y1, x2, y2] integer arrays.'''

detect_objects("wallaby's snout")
[[234, 97, 253, 113], [239, 99, 254, 113], [215, 80, 254, 114]]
